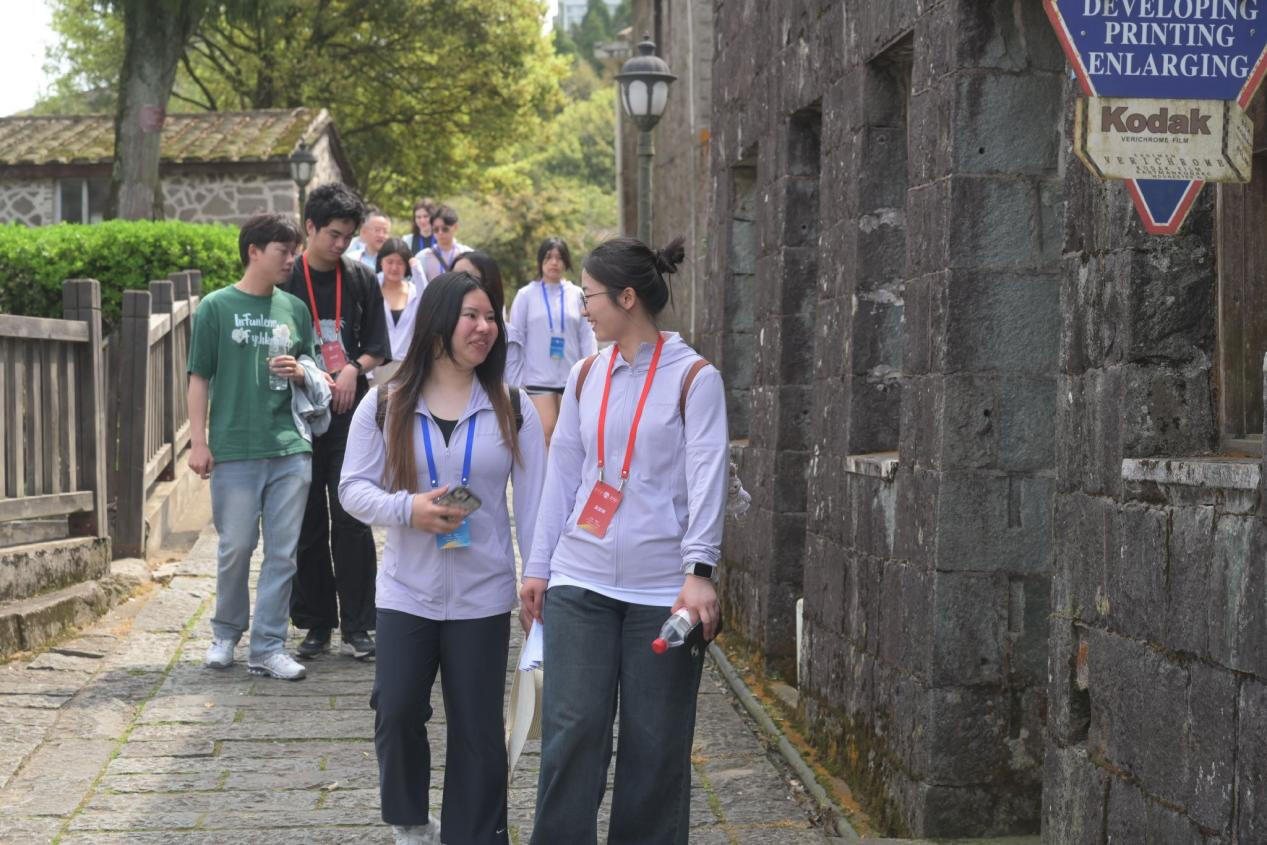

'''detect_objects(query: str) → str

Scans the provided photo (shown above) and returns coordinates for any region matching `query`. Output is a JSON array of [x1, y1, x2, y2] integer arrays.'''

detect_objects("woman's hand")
[[409, 487, 467, 534], [520, 577, 548, 626], [672, 575, 720, 641]]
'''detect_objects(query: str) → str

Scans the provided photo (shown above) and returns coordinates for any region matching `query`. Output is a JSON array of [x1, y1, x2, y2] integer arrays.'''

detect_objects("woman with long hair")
[[520, 237, 729, 843], [453, 250, 518, 384], [340, 271, 546, 845], [504, 236, 597, 444]]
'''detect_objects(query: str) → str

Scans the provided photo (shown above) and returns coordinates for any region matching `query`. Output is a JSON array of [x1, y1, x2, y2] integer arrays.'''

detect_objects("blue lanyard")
[[540, 281, 565, 335], [420, 412, 477, 487]]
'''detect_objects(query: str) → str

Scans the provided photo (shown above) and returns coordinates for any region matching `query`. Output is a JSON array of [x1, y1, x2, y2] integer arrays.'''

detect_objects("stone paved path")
[[0, 526, 834, 844]]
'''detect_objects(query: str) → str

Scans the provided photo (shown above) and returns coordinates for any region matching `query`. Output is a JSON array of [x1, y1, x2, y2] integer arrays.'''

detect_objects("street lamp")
[[288, 141, 317, 219], [616, 35, 676, 244]]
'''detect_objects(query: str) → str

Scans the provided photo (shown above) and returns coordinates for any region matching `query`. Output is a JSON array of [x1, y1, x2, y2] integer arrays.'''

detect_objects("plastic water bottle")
[[651, 608, 697, 654], [267, 334, 290, 391]]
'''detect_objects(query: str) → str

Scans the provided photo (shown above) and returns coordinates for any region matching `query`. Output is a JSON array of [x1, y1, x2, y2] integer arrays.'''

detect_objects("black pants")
[[531, 587, 705, 845], [371, 608, 511, 843], [290, 411, 377, 634]]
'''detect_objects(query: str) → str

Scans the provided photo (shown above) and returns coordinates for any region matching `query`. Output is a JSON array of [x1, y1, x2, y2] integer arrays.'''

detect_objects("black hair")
[[536, 237, 573, 277], [582, 236, 684, 317], [411, 198, 437, 238], [238, 213, 303, 267], [452, 250, 505, 315], [375, 237, 414, 279], [383, 272, 519, 488], [430, 205, 459, 227], [303, 182, 367, 231]]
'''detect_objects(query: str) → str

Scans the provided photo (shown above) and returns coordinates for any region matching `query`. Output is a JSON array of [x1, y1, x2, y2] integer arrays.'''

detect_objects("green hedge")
[[0, 220, 241, 330]]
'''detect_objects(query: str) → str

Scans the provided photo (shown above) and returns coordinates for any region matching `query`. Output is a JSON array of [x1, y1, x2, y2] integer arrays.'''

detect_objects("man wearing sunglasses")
[[418, 205, 473, 284]]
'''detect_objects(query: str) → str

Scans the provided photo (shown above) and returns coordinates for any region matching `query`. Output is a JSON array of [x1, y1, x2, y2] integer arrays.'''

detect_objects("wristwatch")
[[349, 359, 364, 373], [686, 562, 718, 583]]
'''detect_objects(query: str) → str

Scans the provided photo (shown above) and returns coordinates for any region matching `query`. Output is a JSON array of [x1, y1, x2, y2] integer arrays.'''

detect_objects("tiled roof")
[[0, 108, 333, 167]]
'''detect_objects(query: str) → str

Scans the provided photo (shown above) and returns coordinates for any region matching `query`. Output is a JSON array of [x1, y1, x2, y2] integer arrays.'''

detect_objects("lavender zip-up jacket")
[[525, 332, 729, 592], [339, 382, 547, 620]]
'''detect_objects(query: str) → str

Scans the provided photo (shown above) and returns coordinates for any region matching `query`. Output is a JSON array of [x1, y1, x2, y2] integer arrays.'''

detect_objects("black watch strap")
[[350, 359, 364, 372], [690, 563, 716, 580]]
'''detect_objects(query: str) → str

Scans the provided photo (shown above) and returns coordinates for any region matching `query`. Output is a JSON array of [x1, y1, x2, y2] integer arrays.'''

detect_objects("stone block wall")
[[703, 0, 1065, 836], [1043, 72, 1267, 841], [161, 173, 298, 223]]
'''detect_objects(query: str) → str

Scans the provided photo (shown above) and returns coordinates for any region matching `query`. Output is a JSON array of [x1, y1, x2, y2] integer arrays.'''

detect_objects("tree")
[[109, 0, 211, 219], [42, 0, 565, 209]]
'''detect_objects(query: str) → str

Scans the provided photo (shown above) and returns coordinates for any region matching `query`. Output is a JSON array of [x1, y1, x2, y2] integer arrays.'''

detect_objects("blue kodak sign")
[[1045, 0, 1267, 233]]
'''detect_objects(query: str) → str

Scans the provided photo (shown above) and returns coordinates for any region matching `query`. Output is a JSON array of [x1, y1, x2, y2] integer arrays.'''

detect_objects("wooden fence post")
[[62, 279, 108, 541], [150, 279, 176, 482], [115, 289, 152, 557], [169, 272, 194, 455]]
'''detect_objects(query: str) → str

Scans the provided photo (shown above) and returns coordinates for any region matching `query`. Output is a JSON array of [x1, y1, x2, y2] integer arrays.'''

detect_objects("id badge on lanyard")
[[422, 412, 478, 550], [577, 334, 665, 539], [303, 255, 349, 373], [542, 281, 566, 360]]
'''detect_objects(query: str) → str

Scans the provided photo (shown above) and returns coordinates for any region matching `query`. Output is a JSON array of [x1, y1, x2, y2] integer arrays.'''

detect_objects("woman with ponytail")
[[339, 271, 547, 845], [520, 237, 730, 843]]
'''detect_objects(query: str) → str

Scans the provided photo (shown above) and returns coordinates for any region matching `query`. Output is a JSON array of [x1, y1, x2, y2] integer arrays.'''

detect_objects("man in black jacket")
[[284, 183, 390, 661]]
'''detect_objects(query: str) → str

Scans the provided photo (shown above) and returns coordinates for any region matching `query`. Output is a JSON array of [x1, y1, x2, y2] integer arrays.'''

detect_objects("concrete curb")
[[707, 641, 862, 842]]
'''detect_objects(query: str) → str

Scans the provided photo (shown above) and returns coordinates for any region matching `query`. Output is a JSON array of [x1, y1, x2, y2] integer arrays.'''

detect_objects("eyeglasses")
[[579, 290, 608, 305], [433, 225, 453, 233]]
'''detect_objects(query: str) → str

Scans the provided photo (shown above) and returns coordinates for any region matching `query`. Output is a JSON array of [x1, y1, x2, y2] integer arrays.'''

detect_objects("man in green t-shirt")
[[187, 213, 327, 681]]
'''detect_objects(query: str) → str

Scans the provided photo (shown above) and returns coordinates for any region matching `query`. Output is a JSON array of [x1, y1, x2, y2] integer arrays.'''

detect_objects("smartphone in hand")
[[434, 485, 483, 515]]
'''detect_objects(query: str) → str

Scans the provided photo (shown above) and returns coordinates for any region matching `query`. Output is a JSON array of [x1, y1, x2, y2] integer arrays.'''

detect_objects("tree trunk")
[[107, 0, 208, 220]]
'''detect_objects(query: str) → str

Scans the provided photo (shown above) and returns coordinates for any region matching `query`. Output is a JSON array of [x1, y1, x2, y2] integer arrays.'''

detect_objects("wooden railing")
[[114, 271, 201, 557], [0, 280, 108, 540]]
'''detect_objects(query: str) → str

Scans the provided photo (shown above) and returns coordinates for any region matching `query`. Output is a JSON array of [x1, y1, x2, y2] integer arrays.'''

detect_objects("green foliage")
[[0, 221, 240, 330], [40, 0, 566, 209]]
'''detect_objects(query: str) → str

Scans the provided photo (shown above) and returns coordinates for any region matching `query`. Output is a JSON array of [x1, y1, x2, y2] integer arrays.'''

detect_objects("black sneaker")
[[342, 631, 375, 660], [296, 628, 332, 658]]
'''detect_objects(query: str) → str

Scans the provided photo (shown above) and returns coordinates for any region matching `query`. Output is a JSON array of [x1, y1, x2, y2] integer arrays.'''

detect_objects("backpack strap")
[[509, 386, 524, 431], [679, 358, 711, 421], [374, 383, 389, 432], [574, 353, 601, 402]]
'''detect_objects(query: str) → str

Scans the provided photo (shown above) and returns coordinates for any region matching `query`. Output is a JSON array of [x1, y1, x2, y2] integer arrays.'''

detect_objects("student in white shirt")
[[520, 236, 729, 845], [372, 238, 422, 385], [504, 237, 597, 444], [340, 271, 546, 845], [418, 205, 472, 283]]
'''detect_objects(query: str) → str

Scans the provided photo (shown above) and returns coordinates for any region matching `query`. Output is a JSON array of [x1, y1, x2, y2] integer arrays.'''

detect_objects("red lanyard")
[[301, 254, 341, 342], [596, 333, 664, 488]]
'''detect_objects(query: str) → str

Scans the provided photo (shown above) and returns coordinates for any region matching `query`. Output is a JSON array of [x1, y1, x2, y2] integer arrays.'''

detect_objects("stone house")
[[0, 108, 353, 226], [627, 0, 1267, 840]]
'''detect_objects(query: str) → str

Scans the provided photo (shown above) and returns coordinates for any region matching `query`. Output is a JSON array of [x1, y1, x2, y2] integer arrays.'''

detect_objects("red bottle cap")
[[651, 638, 668, 654]]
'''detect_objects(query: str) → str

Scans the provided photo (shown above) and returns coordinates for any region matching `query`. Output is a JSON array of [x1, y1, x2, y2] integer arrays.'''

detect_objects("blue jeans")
[[209, 453, 311, 660], [531, 586, 705, 845]]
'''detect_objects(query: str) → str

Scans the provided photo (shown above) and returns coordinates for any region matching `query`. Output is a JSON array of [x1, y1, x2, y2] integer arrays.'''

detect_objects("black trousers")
[[371, 608, 511, 843], [289, 410, 377, 634]]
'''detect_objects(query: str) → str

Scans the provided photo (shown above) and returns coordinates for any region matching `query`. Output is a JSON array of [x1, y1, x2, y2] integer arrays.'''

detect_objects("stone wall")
[[1043, 73, 1267, 841], [0, 180, 54, 226], [161, 173, 298, 223], [700, 0, 1065, 836], [630, 0, 713, 342]]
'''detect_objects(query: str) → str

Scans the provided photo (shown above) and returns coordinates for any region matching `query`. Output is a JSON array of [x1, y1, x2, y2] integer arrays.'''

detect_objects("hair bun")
[[653, 237, 686, 276]]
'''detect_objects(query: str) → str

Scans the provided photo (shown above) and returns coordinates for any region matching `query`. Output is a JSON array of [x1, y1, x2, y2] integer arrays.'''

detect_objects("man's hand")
[[520, 577, 548, 626], [409, 487, 468, 534], [269, 354, 306, 384], [332, 364, 359, 413], [672, 575, 720, 640], [188, 443, 214, 479]]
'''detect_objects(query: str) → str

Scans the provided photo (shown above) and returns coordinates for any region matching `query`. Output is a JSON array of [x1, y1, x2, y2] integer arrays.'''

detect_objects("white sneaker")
[[392, 817, 440, 845], [204, 638, 235, 669], [247, 651, 306, 681]]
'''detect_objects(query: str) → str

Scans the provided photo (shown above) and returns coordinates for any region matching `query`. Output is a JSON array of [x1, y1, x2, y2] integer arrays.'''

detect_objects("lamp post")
[[288, 141, 317, 219], [616, 36, 676, 245]]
